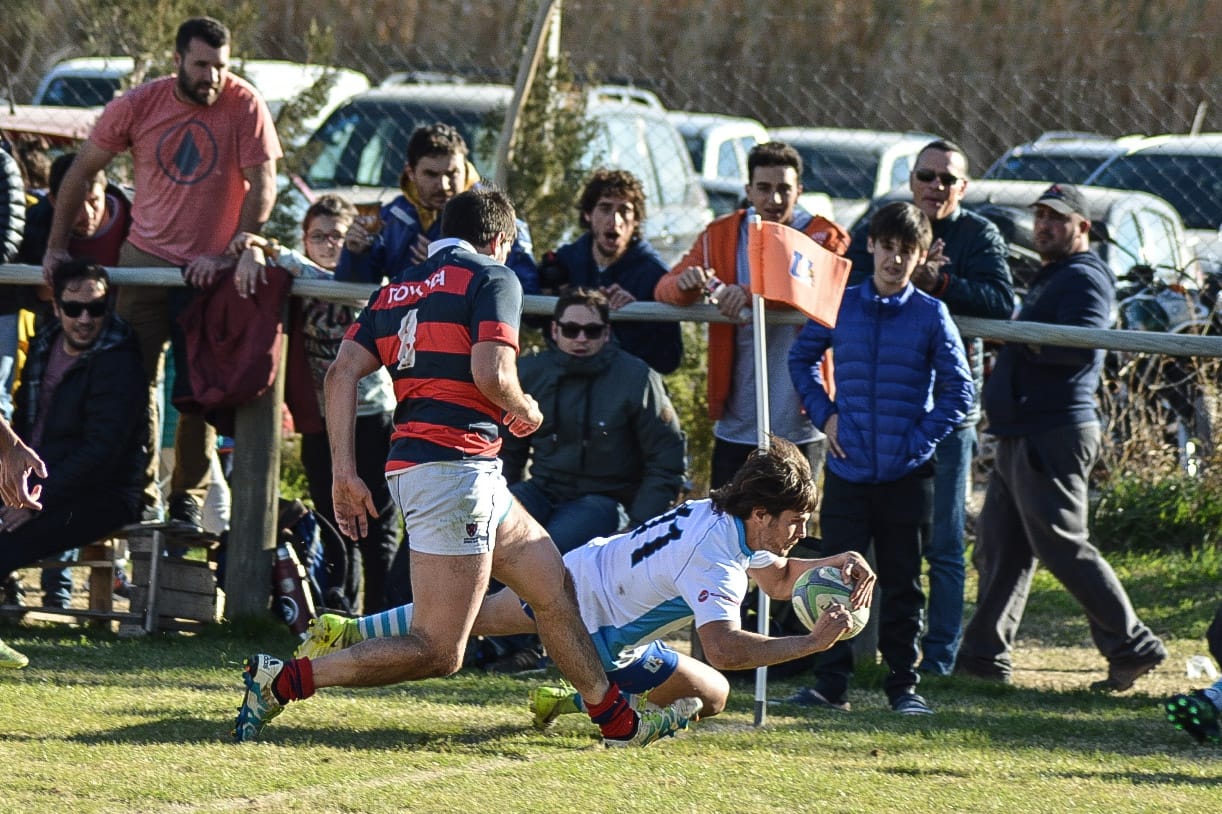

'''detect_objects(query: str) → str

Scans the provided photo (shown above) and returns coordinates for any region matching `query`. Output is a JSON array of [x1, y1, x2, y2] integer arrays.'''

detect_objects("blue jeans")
[[509, 480, 626, 554], [41, 549, 77, 608], [920, 425, 976, 675]]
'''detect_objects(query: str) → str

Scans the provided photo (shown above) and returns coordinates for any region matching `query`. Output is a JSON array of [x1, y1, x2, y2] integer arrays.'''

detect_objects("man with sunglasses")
[[503, 288, 685, 555], [844, 139, 1013, 678], [0, 259, 147, 605]]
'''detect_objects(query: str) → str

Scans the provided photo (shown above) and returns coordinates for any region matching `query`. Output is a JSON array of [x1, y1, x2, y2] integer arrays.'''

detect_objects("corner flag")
[[748, 220, 851, 327]]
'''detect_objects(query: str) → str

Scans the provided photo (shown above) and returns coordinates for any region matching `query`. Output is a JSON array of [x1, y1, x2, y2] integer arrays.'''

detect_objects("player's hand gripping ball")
[[791, 566, 870, 640]]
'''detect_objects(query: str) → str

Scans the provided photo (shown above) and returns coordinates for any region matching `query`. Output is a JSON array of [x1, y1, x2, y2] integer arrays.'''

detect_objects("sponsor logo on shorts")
[[643, 655, 665, 673]]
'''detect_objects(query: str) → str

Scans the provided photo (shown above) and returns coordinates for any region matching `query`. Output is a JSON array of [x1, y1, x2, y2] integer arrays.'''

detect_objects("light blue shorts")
[[388, 459, 512, 556]]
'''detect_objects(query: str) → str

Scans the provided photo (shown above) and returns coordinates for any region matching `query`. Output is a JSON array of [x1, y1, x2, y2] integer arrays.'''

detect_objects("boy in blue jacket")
[[787, 201, 972, 715]]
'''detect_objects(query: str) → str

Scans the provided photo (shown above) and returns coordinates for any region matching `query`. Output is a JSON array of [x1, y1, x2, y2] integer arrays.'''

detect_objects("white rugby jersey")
[[564, 499, 754, 664]]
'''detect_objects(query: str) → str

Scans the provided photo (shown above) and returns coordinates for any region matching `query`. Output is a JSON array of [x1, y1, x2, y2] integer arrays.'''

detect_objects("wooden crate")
[[119, 523, 224, 636]]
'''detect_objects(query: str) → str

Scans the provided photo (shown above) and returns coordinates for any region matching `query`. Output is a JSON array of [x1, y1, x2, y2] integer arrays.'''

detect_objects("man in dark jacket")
[[540, 169, 682, 374], [0, 259, 147, 586], [846, 139, 1014, 676], [503, 287, 686, 552], [957, 184, 1166, 691]]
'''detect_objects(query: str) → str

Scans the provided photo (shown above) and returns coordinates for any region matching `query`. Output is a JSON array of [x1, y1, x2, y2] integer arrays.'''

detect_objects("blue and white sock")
[[356, 603, 414, 640]]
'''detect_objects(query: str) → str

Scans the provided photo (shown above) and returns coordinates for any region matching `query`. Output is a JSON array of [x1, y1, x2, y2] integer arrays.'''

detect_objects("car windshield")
[[302, 100, 502, 190], [1089, 154, 1222, 231], [791, 145, 878, 199], [985, 153, 1112, 183], [40, 76, 120, 107], [681, 132, 704, 175]]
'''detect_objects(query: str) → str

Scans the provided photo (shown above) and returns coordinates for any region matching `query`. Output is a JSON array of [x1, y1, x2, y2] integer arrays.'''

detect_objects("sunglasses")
[[556, 322, 607, 339], [58, 297, 109, 319], [913, 168, 964, 186]]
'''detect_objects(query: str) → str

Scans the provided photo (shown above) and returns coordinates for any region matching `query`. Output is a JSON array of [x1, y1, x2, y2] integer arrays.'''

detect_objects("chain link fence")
[[3, 2, 1218, 243]]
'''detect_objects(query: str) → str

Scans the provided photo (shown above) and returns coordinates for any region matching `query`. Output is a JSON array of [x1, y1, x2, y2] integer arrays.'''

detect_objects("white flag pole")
[[749, 212, 772, 728]]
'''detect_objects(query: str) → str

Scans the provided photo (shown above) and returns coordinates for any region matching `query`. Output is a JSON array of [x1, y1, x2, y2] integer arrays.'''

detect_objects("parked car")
[[768, 127, 932, 227], [32, 56, 371, 146], [298, 82, 712, 263], [0, 104, 99, 148], [1084, 133, 1222, 277], [982, 131, 1144, 183], [668, 111, 766, 215], [853, 179, 1198, 294]]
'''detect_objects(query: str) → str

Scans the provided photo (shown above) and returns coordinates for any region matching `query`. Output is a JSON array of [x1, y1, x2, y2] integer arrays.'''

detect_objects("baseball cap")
[[1031, 183, 1090, 218]]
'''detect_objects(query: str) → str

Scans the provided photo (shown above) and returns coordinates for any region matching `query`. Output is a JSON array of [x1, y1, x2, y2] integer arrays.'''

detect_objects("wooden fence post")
[[222, 324, 287, 620]]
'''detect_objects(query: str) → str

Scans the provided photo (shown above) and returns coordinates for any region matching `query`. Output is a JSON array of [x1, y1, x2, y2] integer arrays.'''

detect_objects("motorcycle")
[[1104, 262, 1219, 475]]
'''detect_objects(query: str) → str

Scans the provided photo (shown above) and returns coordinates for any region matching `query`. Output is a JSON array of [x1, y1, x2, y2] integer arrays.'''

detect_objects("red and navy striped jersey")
[[345, 243, 522, 472]]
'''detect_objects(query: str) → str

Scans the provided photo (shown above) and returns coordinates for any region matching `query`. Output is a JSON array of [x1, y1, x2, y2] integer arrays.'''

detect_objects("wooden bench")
[[0, 521, 222, 635]]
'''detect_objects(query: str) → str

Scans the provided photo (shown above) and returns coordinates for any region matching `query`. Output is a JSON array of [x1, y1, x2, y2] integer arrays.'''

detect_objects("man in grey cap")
[[956, 183, 1167, 691]]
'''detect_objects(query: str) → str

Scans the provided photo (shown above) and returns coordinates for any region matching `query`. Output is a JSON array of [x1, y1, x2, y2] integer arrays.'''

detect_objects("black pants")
[[1208, 603, 1222, 666], [710, 437, 825, 490], [300, 411, 400, 614], [0, 491, 138, 577], [812, 463, 933, 704]]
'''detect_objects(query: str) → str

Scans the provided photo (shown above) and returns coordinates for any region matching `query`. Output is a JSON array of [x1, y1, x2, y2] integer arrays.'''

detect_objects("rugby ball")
[[791, 566, 869, 640]]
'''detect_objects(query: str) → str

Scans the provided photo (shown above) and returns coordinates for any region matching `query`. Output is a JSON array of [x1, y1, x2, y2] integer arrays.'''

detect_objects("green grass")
[[2, 547, 1220, 813]]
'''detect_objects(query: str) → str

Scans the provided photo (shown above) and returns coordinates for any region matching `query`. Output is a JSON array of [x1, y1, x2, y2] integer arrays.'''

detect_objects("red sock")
[[585, 683, 637, 741], [272, 657, 316, 703]]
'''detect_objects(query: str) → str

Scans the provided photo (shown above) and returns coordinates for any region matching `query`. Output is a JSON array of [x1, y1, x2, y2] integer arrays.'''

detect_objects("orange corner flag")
[[748, 219, 851, 327]]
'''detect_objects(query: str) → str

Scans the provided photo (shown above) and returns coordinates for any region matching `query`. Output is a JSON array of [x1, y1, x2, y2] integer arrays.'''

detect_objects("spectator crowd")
[[3, 14, 1214, 750]]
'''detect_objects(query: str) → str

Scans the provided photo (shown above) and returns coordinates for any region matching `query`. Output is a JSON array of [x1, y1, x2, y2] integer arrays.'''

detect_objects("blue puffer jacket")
[[788, 281, 973, 484]]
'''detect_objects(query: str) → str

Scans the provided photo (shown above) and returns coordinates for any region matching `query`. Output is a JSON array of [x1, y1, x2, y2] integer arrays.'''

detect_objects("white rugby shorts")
[[388, 459, 512, 556]]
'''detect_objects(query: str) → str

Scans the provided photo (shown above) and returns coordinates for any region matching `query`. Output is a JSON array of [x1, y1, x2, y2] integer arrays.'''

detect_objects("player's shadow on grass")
[[758, 675, 1211, 759], [67, 717, 536, 750]]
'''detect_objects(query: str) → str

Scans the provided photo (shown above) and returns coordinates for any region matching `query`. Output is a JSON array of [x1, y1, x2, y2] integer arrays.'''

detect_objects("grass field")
[[2, 547, 1219, 813]]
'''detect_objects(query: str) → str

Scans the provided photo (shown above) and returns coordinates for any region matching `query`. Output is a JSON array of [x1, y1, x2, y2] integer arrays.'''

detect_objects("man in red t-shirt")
[[41, 16, 282, 525]]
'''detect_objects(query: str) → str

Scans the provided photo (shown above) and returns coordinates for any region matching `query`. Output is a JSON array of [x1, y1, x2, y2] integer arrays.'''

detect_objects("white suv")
[[668, 112, 767, 215]]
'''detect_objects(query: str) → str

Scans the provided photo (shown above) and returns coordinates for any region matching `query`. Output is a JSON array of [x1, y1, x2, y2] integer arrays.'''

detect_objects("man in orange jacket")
[[654, 142, 849, 488]]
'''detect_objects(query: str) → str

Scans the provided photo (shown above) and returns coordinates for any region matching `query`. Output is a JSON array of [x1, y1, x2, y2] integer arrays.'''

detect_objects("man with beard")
[[42, 16, 282, 527], [0, 260, 147, 641], [957, 184, 1166, 691], [538, 170, 682, 374]]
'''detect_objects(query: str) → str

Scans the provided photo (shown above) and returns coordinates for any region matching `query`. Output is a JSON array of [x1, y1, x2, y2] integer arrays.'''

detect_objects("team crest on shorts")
[[463, 522, 484, 546]]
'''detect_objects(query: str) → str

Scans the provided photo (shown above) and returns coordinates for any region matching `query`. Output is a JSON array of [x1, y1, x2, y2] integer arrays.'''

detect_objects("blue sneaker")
[[891, 692, 935, 715], [1165, 691, 1221, 744], [233, 654, 286, 742], [777, 687, 851, 712]]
